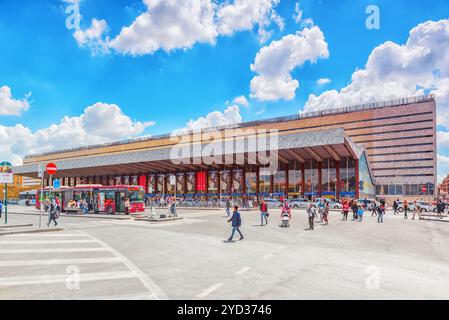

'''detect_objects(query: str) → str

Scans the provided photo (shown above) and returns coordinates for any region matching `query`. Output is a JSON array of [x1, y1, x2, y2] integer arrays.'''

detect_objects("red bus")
[[35, 186, 71, 211], [36, 185, 145, 214]]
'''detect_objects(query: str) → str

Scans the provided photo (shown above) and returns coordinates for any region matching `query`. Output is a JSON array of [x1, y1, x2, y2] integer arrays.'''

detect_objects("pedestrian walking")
[[225, 198, 231, 217], [377, 204, 385, 223], [280, 202, 291, 228], [47, 199, 59, 227], [307, 203, 316, 230], [318, 200, 325, 223], [357, 205, 364, 222], [412, 201, 421, 220], [259, 200, 268, 226], [227, 206, 244, 242], [371, 202, 378, 217], [322, 202, 329, 225], [342, 201, 349, 221], [403, 200, 409, 219], [351, 200, 358, 220], [436, 200, 445, 219], [392, 199, 399, 215]]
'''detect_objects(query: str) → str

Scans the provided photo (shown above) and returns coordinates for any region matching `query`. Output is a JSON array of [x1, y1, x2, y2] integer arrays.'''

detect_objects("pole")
[[4, 183, 7, 224], [39, 169, 44, 228]]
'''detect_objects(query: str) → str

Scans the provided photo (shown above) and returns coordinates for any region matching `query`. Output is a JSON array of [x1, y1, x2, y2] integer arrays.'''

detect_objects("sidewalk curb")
[[134, 217, 184, 223], [0, 227, 64, 236], [9, 212, 131, 220], [0, 224, 33, 229]]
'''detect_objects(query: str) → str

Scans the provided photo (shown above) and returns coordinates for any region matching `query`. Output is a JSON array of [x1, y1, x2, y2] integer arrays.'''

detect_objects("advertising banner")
[[176, 173, 185, 194], [220, 171, 230, 194], [208, 171, 218, 193], [0, 162, 13, 184], [186, 173, 195, 193]]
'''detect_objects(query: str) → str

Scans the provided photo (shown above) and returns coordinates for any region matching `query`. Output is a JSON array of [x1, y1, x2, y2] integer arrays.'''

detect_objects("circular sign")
[[0, 162, 13, 174], [46, 163, 57, 175]]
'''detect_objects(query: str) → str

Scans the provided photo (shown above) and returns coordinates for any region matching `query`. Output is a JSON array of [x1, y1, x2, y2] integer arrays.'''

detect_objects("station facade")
[[14, 95, 437, 203]]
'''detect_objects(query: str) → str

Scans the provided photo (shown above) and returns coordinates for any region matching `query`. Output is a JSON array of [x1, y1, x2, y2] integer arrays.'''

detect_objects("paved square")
[[1, 206, 449, 300]]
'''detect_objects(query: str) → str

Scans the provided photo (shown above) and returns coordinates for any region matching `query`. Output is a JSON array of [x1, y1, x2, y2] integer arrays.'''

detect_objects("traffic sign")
[[38, 164, 44, 178], [46, 163, 57, 175], [53, 179, 61, 189]]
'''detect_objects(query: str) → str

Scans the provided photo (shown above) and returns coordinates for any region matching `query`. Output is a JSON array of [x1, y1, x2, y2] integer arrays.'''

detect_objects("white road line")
[[90, 292, 155, 300], [81, 232, 169, 300], [236, 266, 251, 275], [0, 271, 136, 286], [196, 283, 224, 298], [4, 233, 90, 238], [263, 253, 273, 259], [278, 246, 285, 250], [0, 248, 107, 254], [0, 240, 96, 245], [0, 257, 121, 267]]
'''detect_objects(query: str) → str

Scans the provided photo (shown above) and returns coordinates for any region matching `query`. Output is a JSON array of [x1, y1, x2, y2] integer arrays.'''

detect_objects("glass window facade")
[[273, 170, 286, 195], [259, 168, 271, 195], [340, 157, 356, 195], [376, 183, 434, 196], [322, 159, 337, 197], [245, 169, 257, 194], [304, 159, 318, 195], [288, 161, 302, 196]]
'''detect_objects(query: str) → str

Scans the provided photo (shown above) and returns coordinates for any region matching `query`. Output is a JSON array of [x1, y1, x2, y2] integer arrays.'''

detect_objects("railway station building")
[[14, 95, 437, 204]]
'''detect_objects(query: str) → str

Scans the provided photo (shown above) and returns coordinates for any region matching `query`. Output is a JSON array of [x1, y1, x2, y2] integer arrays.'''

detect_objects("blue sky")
[[1, 0, 449, 181]]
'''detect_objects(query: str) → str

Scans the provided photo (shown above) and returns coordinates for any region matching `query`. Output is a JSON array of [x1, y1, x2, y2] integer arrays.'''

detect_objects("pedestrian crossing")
[[0, 231, 167, 300]]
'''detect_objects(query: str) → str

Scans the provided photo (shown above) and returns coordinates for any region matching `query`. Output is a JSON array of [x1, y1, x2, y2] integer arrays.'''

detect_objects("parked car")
[[396, 201, 416, 212], [315, 198, 343, 209], [356, 199, 380, 210], [262, 198, 284, 208], [288, 199, 309, 209], [416, 201, 435, 212]]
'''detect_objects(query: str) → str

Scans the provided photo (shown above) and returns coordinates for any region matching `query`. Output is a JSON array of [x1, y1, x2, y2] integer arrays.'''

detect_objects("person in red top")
[[342, 201, 350, 221], [280, 202, 292, 228], [259, 200, 269, 226]]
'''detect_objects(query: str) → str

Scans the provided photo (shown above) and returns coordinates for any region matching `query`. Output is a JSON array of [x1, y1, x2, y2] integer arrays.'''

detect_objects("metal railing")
[[25, 94, 434, 159]]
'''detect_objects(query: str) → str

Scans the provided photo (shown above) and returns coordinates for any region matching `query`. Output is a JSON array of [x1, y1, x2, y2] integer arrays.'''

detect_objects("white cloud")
[[437, 130, 449, 148], [250, 25, 329, 101], [317, 78, 331, 85], [0, 85, 31, 116], [0, 103, 154, 165], [303, 19, 449, 131], [217, 0, 283, 43], [173, 105, 242, 135], [233, 95, 249, 107], [73, 19, 110, 54], [75, 0, 283, 55], [293, 1, 303, 24]]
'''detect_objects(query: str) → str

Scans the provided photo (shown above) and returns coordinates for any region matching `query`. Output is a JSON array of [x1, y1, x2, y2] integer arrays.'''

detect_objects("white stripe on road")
[[0, 271, 136, 287], [0, 248, 107, 254], [0, 257, 120, 267], [90, 292, 155, 300], [236, 266, 251, 275], [196, 283, 224, 298], [0, 240, 96, 245], [81, 232, 169, 300], [5, 233, 90, 238], [263, 253, 273, 259]]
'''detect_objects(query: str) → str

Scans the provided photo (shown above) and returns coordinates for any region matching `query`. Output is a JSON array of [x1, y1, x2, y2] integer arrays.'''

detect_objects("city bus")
[[35, 186, 71, 211], [18, 190, 37, 206], [36, 185, 145, 215], [69, 185, 145, 214]]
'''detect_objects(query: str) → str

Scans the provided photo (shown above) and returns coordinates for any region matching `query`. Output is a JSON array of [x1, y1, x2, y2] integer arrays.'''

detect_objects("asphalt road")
[[1, 206, 449, 300]]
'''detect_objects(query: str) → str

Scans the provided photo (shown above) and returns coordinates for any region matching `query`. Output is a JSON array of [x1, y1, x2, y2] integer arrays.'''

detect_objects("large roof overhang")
[[14, 128, 369, 179]]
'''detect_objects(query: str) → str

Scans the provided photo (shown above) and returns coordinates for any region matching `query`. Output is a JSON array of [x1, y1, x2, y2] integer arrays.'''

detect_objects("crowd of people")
[[224, 197, 447, 242]]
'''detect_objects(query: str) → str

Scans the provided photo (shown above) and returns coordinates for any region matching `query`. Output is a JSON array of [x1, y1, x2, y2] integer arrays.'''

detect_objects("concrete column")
[[355, 159, 360, 199], [285, 163, 289, 199], [301, 163, 305, 198], [336, 160, 341, 200], [256, 167, 260, 201]]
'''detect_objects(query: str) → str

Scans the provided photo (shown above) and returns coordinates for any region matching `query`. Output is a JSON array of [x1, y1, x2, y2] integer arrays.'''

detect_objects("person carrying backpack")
[[227, 206, 244, 242], [47, 199, 59, 227]]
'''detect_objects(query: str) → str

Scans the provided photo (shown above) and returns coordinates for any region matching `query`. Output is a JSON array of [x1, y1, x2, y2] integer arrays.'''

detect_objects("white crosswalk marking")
[[0, 230, 167, 300]]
